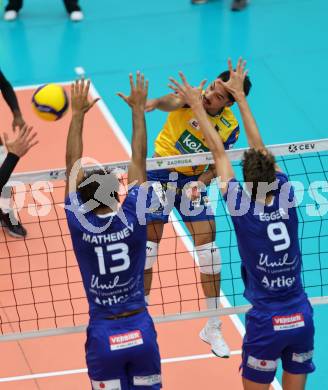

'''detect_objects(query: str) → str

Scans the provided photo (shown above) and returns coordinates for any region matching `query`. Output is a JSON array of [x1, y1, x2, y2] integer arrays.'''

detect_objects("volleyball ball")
[[32, 84, 69, 121]]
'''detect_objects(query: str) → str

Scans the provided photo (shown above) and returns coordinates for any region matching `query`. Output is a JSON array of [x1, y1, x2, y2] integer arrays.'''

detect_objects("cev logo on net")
[[288, 143, 315, 153]]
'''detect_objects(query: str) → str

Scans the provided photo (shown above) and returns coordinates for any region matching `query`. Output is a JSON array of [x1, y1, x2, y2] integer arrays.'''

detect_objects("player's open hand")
[[168, 72, 206, 109], [3, 124, 38, 158], [71, 78, 99, 116], [117, 71, 149, 110], [218, 58, 248, 101]]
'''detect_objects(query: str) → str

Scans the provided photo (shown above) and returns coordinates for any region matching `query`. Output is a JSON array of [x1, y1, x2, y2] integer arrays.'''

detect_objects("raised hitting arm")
[[117, 72, 149, 185], [144, 78, 208, 113], [219, 59, 282, 172], [169, 73, 234, 195], [145, 93, 185, 113], [218, 58, 264, 151], [65, 79, 99, 197]]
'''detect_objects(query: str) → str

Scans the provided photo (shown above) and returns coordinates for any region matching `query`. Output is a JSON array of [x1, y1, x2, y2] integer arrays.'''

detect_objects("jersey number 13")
[[94, 243, 130, 275]]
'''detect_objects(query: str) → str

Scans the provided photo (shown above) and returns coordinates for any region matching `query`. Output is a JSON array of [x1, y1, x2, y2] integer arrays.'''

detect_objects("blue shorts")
[[241, 300, 315, 384], [86, 310, 162, 390], [146, 169, 214, 223]]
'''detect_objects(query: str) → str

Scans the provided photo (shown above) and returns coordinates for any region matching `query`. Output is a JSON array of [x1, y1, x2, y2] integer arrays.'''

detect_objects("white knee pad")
[[196, 241, 221, 274], [145, 241, 158, 270]]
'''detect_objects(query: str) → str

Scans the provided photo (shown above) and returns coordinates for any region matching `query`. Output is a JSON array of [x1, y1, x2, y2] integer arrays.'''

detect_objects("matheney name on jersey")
[[82, 224, 134, 245]]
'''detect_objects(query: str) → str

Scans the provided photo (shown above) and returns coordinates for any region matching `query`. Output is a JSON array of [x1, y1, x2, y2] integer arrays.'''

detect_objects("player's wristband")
[[4, 152, 19, 165], [0, 152, 20, 191]]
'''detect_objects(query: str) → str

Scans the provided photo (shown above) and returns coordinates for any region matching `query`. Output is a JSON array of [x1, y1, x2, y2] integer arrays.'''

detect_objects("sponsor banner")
[[91, 379, 121, 390], [109, 330, 143, 351], [133, 374, 162, 386], [247, 356, 278, 372], [272, 313, 305, 331], [292, 350, 314, 363]]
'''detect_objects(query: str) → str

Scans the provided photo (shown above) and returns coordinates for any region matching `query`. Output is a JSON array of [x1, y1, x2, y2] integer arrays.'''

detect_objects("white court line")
[[0, 350, 243, 383], [14, 80, 72, 91]]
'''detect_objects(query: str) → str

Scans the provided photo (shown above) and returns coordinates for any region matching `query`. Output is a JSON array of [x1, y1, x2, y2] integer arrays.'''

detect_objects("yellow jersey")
[[154, 106, 240, 176]]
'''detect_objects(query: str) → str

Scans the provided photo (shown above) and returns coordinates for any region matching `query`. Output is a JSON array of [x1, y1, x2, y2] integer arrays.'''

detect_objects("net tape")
[[8, 138, 328, 184]]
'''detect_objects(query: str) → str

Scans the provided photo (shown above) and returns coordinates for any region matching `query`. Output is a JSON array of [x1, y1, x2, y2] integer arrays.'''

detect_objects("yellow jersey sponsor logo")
[[155, 107, 239, 176], [175, 130, 209, 154]]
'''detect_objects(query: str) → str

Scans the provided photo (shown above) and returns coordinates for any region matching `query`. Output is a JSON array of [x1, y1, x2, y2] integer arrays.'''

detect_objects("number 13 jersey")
[[65, 186, 147, 320], [223, 172, 307, 310]]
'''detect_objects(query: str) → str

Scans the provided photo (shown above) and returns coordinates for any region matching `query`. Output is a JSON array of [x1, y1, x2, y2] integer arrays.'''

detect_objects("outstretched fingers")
[[83, 79, 91, 99], [27, 139, 39, 152], [178, 71, 191, 88], [235, 57, 247, 75], [168, 77, 183, 93], [25, 130, 38, 148], [227, 58, 234, 73], [168, 83, 179, 94], [136, 71, 148, 92], [129, 73, 135, 92], [135, 71, 141, 90], [137, 71, 142, 88], [71, 82, 75, 101], [72, 78, 82, 100], [116, 92, 128, 102], [198, 79, 207, 90], [80, 77, 85, 97], [236, 57, 242, 72], [88, 98, 100, 111], [18, 124, 29, 139], [21, 125, 33, 141], [75, 78, 80, 97], [144, 79, 149, 95]]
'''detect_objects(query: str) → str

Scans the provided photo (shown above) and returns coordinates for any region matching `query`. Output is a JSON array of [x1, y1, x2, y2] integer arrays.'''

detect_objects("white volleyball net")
[[0, 138, 328, 341]]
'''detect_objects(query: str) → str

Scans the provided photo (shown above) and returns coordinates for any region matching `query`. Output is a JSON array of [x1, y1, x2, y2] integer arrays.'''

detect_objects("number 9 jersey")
[[223, 171, 308, 310], [65, 186, 147, 320]]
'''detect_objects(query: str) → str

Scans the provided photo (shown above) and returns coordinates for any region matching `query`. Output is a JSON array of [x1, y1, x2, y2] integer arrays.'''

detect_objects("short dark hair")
[[242, 148, 276, 201], [78, 169, 119, 212], [217, 70, 252, 102]]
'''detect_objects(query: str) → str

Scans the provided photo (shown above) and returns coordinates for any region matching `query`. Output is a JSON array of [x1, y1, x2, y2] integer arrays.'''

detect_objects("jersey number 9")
[[267, 222, 291, 252]]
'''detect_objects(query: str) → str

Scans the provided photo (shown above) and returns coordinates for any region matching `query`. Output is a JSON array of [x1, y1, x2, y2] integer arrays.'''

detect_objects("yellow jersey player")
[[144, 69, 251, 358]]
